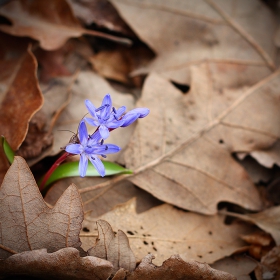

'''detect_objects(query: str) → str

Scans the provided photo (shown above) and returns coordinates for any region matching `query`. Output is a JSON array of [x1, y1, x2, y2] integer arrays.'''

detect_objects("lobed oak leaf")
[[88, 219, 136, 274], [0, 247, 113, 280], [119, 254, 236, 280], [119, 63, 280, 214], [83, 199, 254, 266], [0, 156, 84, 259]]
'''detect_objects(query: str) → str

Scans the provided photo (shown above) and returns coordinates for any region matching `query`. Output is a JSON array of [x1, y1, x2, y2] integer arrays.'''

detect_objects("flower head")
[[65, 120, 120, 177], [84, 94, 125, 139]]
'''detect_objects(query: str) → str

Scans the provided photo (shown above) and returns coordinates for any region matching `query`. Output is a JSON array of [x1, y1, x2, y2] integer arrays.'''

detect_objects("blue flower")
[[65, 121, 121, 177], [84, 94, 125, 139], [121, 108, 150, 127]]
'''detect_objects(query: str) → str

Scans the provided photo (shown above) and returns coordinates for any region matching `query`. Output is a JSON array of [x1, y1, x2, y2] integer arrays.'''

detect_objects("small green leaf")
[[44, 161, 132, 187], [1, 136, 14, 164]]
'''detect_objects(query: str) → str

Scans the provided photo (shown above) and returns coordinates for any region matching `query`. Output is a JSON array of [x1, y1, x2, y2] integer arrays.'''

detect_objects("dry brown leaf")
[[88, 219, 136, 274], [0, 46, 43, 151], [120, 254, 235, 280], [211, 255, 257, 279], [0, 247, 113, 280], [0, 156, 84, 259], [45, 176, 162, 217], [0, 0, 130, 51], [67, 0, 134, 36], [221, 206, 280, 246], [111, 0, 275, 84], [254, 246, 280, 280], [119, 62, 280, 214], [82, 199, 254, 266]]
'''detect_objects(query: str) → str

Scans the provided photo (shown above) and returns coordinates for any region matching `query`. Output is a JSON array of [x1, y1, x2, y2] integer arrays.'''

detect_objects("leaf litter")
[[1, 0, 280, 279]]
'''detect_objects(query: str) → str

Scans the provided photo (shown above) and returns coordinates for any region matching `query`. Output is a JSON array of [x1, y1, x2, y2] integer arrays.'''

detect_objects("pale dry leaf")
[[44, 176, 162, 217], [0, 0, 130, 51], [124, 254, 236, 280], [119, 63, 280, 214], [221, 206, 280, 246], [211, 255, 257, 279], [88, 219, 136, 274], [111, 0, 276, 84], [0, 156, 84, 259], [254, 246, 280, 280], [83, 199, 254, 266], [0, 247, 113, 280], [0, 46, 43, 151]]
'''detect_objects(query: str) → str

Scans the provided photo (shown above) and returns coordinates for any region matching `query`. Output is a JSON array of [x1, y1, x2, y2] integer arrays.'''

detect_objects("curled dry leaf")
[[119, 254, 235, 280], [120, 63, 280, 214], [88, 219, 136, 274], [221, 206, 280, 246], [111, 0, 275, 84], [0, 247, 113, 280], [83, 199, 254, 266], [0, 46, 43, 151], [0, 156, 84, 259], [0, 0, 130, 51]]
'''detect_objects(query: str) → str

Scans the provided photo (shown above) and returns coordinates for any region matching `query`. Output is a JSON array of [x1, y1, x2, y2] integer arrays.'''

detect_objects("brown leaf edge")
[[88, 219, 136, 274], [0, 247, 113, 280], [113, 254, 236, 280]]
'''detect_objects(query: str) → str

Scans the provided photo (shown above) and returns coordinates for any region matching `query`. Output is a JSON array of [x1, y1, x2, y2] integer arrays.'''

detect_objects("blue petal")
[[85, 100, 98, 119], [107, 119, 124, 129], [115, 106, 126, 118], [99, 125, 110, 139], [94, 144, 121, 154], [65, 144, 83, 154], [89, 156, 105, 177], [79, 153, 88, 177], [85, 117, 99, 127], [78, 121, 88, 146], [101, 94, 112, 119], [121, 113, 140, 127], [88, 130, 102, 145], [127, 108, 150, 118]]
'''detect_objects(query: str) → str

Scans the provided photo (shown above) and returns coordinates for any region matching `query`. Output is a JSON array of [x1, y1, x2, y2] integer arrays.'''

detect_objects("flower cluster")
[[65, 94, 149, 177]]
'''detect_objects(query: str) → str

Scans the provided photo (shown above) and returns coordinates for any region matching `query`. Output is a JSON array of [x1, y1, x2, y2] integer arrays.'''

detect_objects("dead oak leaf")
[[118, 254, 236, 280], [119, 62, 280, 214], [83, 199, 254, 266], [0, 156, 84, 259], [0, 247, 113, 280], [88, 219, 136, 274], [0, 0, 130, 51], [0, 46, 43, 151]]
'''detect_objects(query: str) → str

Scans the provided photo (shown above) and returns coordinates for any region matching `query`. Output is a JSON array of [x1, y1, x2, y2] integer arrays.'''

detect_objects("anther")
[[101, 139, 104, 145], [105, 145, 108, 150], [101, 154, 107, 158], [112, 107, 117, 114], [91, 156, 95, 160]]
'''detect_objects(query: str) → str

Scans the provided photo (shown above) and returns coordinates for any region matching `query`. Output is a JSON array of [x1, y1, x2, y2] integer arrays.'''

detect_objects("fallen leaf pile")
[[1, 0, 280, 279]]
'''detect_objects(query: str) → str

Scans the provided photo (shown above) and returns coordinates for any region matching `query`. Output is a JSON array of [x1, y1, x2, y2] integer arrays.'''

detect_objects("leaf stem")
[[39, 152, 72, 191]]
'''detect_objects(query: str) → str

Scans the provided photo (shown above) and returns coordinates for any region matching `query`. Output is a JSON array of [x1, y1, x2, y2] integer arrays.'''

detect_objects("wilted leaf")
[[211, 255, 257, 279], [88, 219, 136, 274], [221, 206, 280, 246], [111, 0, 275, 84], [122, 254, 235, 280], [254, 246, 280, 280], [0, 0, 130, 51], [83, 199, 254, 266], [45, 176, 162, 217], [120, 63, 280, 214], [0, 247, 113, 280], [0, 156, 84, 259], [0, 46, 43, 151]]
